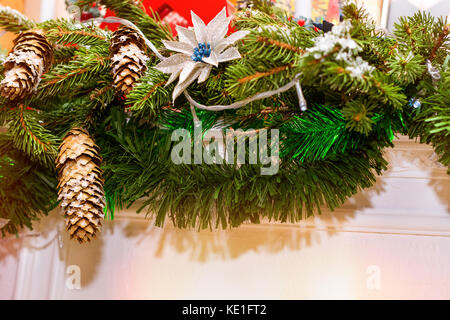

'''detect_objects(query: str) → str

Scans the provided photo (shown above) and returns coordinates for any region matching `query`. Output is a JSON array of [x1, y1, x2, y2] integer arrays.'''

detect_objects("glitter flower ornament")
[[154, 8, 249, 101]]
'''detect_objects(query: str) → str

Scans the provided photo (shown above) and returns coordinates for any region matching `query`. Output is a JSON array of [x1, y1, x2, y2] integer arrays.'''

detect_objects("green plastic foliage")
[[0, 135, 58, 236], [0, 1, 448, 235]]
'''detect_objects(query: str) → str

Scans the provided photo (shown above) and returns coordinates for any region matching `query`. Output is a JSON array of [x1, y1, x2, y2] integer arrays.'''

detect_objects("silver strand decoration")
[[183, 74, 305, 111], [189, 102, 201, 125], [87, 16, 165, 60], [426, 59, 441, 87], [295, 80, 307, 111]]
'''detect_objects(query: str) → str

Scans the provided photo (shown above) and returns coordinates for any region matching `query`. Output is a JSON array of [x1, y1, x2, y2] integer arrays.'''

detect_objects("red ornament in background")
[[99, 0, 229, 35], [100, 8, 121, 31], [80, 11, 94, 22], [144, 0, 228, 27], [156, 3, 189, 34]]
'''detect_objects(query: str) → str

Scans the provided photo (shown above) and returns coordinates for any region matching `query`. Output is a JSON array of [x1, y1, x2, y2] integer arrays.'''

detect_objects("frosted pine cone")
[[110, 26, 149, 94], [56, 128, 105, 243], [0, 29, 53, 100]]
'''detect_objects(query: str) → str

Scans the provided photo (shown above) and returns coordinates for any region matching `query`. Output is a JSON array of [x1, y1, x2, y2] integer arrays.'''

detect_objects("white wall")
[[23, 0, 69, 22], [1, 137, 449, 299], [387, 0, 449, 31]]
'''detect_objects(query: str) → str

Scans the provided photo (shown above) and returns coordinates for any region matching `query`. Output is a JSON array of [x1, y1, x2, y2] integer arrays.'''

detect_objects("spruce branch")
[[126, 68, 172, 118], [0, 102, 13, 126], [33, 46, 111, 100], [237, 63, 293, 83], [342, 99, 375, 135], [255, 36, 304, 54], [0, 134, 57, 236], [394, 12, 449, 65], [238, 0, 279, 16], [38, 92, 114, 135], [42, 19, 110, 46], [341, 2, 371, 22], [239, 21, 314, 63], [233, 3, 287, 29], [0, 5, 36, 32], [53, 45, 79, 65], [90, 83, 114, 102], [225, 60, 296, 99], [387, 52, 426, 85], [409, 66, 450, 172], [429, 23, 449, 62], [369, 75, 407, 110], [7, 105, 59, 169]]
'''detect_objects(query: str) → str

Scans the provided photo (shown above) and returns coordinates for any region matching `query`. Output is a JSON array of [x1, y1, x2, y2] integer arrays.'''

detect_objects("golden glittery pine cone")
[[0, 29, 53, 101], [56, 128, 105, 243], [110, 26, 149, 94]]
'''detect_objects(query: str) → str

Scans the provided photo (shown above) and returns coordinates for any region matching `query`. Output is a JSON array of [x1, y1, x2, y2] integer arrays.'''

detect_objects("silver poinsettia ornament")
[[154, 8, 249, 101]]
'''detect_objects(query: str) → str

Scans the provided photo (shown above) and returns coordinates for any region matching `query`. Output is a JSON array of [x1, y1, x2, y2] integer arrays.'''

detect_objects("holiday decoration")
[[65, 0, 105, 21], [155, 8, 249, 101], [0, 29, 53, 100], [56, 128, 105, 243], [0, 1, 448, 242], [110, 26, 149, 94], [305, 20, 374, 79], [409, 98, 421, 109]]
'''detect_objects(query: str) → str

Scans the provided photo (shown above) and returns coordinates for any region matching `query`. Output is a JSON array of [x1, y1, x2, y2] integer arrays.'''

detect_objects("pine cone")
[[56, 128, 105, 243], [0, 29, 53, 101], [110, 26, 149, 94]]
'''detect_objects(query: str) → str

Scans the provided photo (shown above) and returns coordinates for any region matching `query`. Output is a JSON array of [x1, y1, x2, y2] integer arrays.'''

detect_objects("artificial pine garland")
[[0, 1, 448, 241]]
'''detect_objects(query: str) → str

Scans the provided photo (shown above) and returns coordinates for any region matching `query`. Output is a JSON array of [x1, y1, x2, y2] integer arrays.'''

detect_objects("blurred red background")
[[101, 0, 230, 34]]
